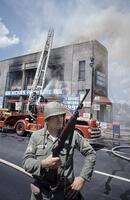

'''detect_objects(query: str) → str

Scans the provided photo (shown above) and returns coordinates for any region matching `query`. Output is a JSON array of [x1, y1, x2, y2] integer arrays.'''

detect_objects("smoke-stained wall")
[[49, 45, 74, 94], [49, 40, 108, 97], [93, 40, 108, 96], [72, 41, 91, 98]]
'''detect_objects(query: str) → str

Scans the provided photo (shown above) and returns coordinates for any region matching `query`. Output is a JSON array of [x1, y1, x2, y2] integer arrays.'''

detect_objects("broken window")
[[25, 69, 36, 90], [10, 71, 22, 90], [49, 64, 64, 81]]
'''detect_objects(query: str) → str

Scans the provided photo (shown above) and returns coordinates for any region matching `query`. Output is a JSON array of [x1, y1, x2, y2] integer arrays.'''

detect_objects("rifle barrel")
[[78, 89, 90, 109]]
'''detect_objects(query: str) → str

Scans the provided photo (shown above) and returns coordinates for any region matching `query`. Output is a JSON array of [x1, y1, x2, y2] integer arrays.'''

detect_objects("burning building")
[[0, 40, 112, 122]]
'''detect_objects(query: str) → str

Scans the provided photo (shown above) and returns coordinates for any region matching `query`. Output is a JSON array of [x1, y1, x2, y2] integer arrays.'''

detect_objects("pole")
[[89, 40, 95, 118]]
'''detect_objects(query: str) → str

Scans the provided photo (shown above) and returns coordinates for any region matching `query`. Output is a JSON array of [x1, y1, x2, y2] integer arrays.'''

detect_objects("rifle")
[[52, 89, 90, 157], [47, 89, 90, 189]]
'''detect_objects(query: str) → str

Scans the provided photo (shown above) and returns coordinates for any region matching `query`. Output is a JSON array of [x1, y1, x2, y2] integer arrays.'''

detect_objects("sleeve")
[[74, 131, 96, 181], [22, 133, 45, 177]]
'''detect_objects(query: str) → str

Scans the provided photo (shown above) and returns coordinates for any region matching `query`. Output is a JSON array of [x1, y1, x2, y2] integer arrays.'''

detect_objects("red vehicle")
[[0, 108, 44, 136], [66, 116, 101, 143], [0, 108, 32, 134], [0, 107, 101, 143], [14, 112, 45, 136], [16, 114, 101, 143]]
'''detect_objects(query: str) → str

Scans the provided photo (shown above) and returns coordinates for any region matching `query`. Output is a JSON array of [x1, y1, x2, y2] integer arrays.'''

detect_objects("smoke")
[[2, 0, 130, 103], [21, 2, 130, 66], [3, 1, 130, 64], [33, 3, 130, 103], [42, 79, 72, 96], [59, 6, 130, 65], [6, 1, 130, 66]]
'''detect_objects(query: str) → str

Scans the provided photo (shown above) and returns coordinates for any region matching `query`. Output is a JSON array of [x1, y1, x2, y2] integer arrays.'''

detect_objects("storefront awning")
[[94, 96, 112, 105]]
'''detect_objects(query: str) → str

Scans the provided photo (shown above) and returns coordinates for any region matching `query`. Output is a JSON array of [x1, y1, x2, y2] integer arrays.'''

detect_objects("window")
[[10, 71, 22, 90], [76, 120, 89, 126], [66, 118, 89, 126], [78, 61, 85, 81], [50, 64, 64, 81]]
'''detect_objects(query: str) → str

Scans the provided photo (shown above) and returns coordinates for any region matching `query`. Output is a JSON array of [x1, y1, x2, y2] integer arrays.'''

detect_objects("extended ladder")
[[27, 28, 54, 112]]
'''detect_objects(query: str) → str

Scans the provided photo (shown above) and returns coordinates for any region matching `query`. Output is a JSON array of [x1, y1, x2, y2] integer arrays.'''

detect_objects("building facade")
[[0, 40, 112, 122]]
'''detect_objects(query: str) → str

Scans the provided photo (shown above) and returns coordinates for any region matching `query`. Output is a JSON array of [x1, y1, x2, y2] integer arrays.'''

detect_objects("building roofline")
[[0, 40, 107, 62], [52, 40, 107, 51], [0, 51, 40, 63]]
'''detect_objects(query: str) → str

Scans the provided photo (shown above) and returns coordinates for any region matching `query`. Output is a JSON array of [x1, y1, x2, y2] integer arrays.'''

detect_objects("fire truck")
[[0, 108, 31, 134], [0, 103, 101, 143], [0, 107, 101, 143]]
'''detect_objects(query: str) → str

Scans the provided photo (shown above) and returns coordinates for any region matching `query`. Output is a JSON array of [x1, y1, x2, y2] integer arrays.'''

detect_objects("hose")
[[111, 145, 130, 161]]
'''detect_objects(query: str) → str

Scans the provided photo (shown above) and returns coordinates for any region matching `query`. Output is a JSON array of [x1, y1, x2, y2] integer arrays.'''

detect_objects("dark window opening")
[[50, 64, 64, 81], [66, 119, 88, 126], [76, 120, 88, 126], [25, 69, 36, 89], [78, 61, 85, 81], [9, 71, 22, 90]]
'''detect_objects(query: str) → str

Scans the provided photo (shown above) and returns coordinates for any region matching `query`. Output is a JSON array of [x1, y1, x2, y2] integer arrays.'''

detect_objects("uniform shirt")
[[22, 128, 96, 182]]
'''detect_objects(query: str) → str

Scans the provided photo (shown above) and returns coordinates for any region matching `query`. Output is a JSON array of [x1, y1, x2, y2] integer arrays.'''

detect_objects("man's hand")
[[41, 155, 61, 169], [65, 176, 85, 199]]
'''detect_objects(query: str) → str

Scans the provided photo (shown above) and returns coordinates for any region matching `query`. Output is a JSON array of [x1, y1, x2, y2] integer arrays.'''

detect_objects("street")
[[0, 131, 130, 200]]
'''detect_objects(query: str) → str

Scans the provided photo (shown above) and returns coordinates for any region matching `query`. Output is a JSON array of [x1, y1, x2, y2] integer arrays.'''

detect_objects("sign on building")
[[5, 90, 30, 96], [15, 102, 22, 111], [106, 104, 111, 111], [44, 89, 63, 95], [93, 103, 100, 111], [83, 112, 90, 118], [83, 101, 91, 107], [62, 95, 80, 111], [95, 71, 106, 87]]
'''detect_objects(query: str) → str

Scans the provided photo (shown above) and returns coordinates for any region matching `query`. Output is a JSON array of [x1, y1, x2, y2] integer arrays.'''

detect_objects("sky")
[[0, 0, 130, 104]]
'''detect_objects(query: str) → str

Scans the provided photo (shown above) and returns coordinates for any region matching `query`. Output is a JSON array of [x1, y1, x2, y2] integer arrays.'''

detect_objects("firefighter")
[[36, 95, 48, 113], [29, 92, 38, 114], [23, 102, 96, 200]]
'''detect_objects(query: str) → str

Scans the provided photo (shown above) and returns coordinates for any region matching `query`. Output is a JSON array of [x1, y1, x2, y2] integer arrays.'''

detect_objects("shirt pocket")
[[35, 147, 49, 160]]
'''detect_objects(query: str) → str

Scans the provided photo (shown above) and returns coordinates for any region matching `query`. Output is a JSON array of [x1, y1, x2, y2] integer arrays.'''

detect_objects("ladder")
[[27, 28, 54, 112]]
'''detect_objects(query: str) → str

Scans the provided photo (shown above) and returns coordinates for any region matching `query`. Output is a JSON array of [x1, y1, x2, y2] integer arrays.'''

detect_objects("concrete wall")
[[49, 40, 108, 99], [0, 60, 9, 96]]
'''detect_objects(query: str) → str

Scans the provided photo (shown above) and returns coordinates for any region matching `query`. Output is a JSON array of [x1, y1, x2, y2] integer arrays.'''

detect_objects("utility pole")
[[89, 40, 95, 118]]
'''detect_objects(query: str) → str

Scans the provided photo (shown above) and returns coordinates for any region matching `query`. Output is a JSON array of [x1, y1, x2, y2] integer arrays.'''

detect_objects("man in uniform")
[[23, 102, 96, 200]]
